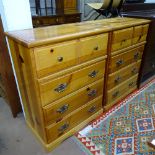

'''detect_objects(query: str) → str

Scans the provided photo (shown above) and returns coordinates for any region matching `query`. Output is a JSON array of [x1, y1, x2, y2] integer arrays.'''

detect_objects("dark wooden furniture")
[[122, 3, 155, 87], [32, 13, 81, 27], [31, 0, 81, 28], [0, 16, 22, 117]]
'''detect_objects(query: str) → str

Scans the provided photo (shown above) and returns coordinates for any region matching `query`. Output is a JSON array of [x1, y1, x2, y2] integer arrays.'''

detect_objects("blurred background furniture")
[[122, 3, 155, 88], [30, 0, 81, 27], [87, 0, 112, 19], [0, 16, 22, 117]]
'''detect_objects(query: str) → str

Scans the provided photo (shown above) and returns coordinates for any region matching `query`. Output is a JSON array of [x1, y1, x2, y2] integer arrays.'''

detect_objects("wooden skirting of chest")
[[5, 17, 150, 151]]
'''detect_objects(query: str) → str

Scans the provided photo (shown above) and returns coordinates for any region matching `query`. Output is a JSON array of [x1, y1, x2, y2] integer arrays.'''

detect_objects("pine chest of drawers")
[[6, 17, 150, 151]]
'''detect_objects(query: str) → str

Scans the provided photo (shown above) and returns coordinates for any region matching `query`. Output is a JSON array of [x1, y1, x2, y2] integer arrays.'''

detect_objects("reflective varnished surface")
[[6, 17, 150, 48]]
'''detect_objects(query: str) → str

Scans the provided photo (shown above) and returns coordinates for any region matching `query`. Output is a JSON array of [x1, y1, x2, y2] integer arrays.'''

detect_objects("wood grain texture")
[[34, 34, 108, 77], [39, 61, 105, 105], [107, 74, 138, 106], [109, 45, 144, 73], [46, 96, 102, 143], [43, 79, 104, 125], [6, 17, 150, 151], [5, 17, 150, 48], [0, 17, 21, 117], [107, 60, 141, 90], [8, 39, 47, 142]]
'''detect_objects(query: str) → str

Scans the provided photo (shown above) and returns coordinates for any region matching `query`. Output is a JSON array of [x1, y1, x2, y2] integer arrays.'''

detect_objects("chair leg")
[[94, 13, 102, 20]]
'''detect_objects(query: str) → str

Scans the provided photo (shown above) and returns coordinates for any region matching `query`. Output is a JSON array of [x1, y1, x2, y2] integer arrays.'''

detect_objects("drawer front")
[[34, 34, 108, 78], [39, 61, 105, 106], [34, 41, 78, 77], [111, 27, 133, 52], [107, 74, 138, 106], [133, 24, 149, 44], [43, 79, 104, 125], [108, 60, 141, 90], [46, 96, 102, 143], [109, 45, 144, 73], [78, 34, 108, 62]]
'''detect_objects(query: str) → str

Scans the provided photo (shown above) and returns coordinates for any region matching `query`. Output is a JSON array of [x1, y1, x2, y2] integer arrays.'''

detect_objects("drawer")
[[39, 60, 105, 106], [109, 45, 144, 73], [78, 34, 108, 63], [34, 34, 108, 77], [43, 79, 104, 125], [34, 40, 78, 77], [46, 96, 102, 143], [108, 60, 141, 90], [107, 74, 138, 106], [111, 27, 133, 52], [133, 24, 149, 44]]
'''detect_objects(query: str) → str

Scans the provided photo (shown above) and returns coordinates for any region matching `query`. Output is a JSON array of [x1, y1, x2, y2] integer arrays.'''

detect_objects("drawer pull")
[[131, 68, 137, 74], [54, 83, 67, 93], [88, 70, 98, 78], [58, 123, 69, 133], [112, 91, 119, 98], [94, 46, 99, 51], [88, 90, 97, 97], [114, 76, 121, 83], [57, 56, 63, 62], [57, 104, 69, 114], [134, 52, 139, 60], [88, 106, 96, 113], [116, 59, 124, 66], [129, 82, 134, 87]]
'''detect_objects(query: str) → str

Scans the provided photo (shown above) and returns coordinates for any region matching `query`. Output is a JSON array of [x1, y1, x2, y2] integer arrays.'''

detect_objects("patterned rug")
[[72, 79, 155, 155]]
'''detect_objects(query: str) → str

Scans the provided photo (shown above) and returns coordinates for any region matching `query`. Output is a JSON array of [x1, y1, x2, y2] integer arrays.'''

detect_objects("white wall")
[[0, 0, 33, 31], [0, 0, 33, 117]]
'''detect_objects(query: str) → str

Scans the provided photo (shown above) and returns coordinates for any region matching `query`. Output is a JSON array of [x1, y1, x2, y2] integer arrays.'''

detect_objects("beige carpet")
[[0, 98, 84, 155]]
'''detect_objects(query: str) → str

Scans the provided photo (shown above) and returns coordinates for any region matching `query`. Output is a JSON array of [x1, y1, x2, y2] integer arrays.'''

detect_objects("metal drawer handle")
[[116, 59, 124, 66], [58, 123, 69, 133], [54, 83, 67, 93], [88, 89, 97, 97], [88, 70, 98, 78], [57, 56, 63, 62], [129, 82, 134, 87], [56, 104, 69, 114], [112, 91, 119, 98], [131, 68, 137, 74], [134, 52, 139, 60], [115, 76, 121, 83], [88, 106, 96, 113], [94, 46, 99, 51]]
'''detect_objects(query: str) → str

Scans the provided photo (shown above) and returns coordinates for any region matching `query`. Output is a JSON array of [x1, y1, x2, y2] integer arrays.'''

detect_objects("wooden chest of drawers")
[[6, 17, 150, 151]]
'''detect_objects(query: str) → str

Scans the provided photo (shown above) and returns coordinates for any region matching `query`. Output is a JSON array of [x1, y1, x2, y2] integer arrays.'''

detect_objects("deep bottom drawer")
[[107, 74, 138, 106], [46, 96, 102, 143]]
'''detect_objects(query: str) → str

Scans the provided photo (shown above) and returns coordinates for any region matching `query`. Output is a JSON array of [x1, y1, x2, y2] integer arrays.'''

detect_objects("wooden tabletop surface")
[[5, 17, 150, 48]]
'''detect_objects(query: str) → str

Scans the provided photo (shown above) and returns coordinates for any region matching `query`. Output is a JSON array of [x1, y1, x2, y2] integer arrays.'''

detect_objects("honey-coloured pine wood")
[[5, 17, 150, 151]]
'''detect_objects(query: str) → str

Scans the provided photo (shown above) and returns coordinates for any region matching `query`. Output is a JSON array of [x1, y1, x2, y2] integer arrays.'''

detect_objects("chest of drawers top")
[[6, 17, 150, 48]]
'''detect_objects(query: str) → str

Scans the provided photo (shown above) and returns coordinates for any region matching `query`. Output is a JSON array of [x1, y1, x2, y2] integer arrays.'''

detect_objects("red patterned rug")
[[72, 78, 155, 155]]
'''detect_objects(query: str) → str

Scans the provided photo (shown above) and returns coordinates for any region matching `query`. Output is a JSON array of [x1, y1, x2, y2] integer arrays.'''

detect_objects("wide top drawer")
[[34, 33, 108, 78]]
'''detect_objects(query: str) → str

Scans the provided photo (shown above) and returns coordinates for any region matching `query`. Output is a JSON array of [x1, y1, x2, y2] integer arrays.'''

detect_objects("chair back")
[[112, 0, 125, 8], [100, 0, 112, 9]]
